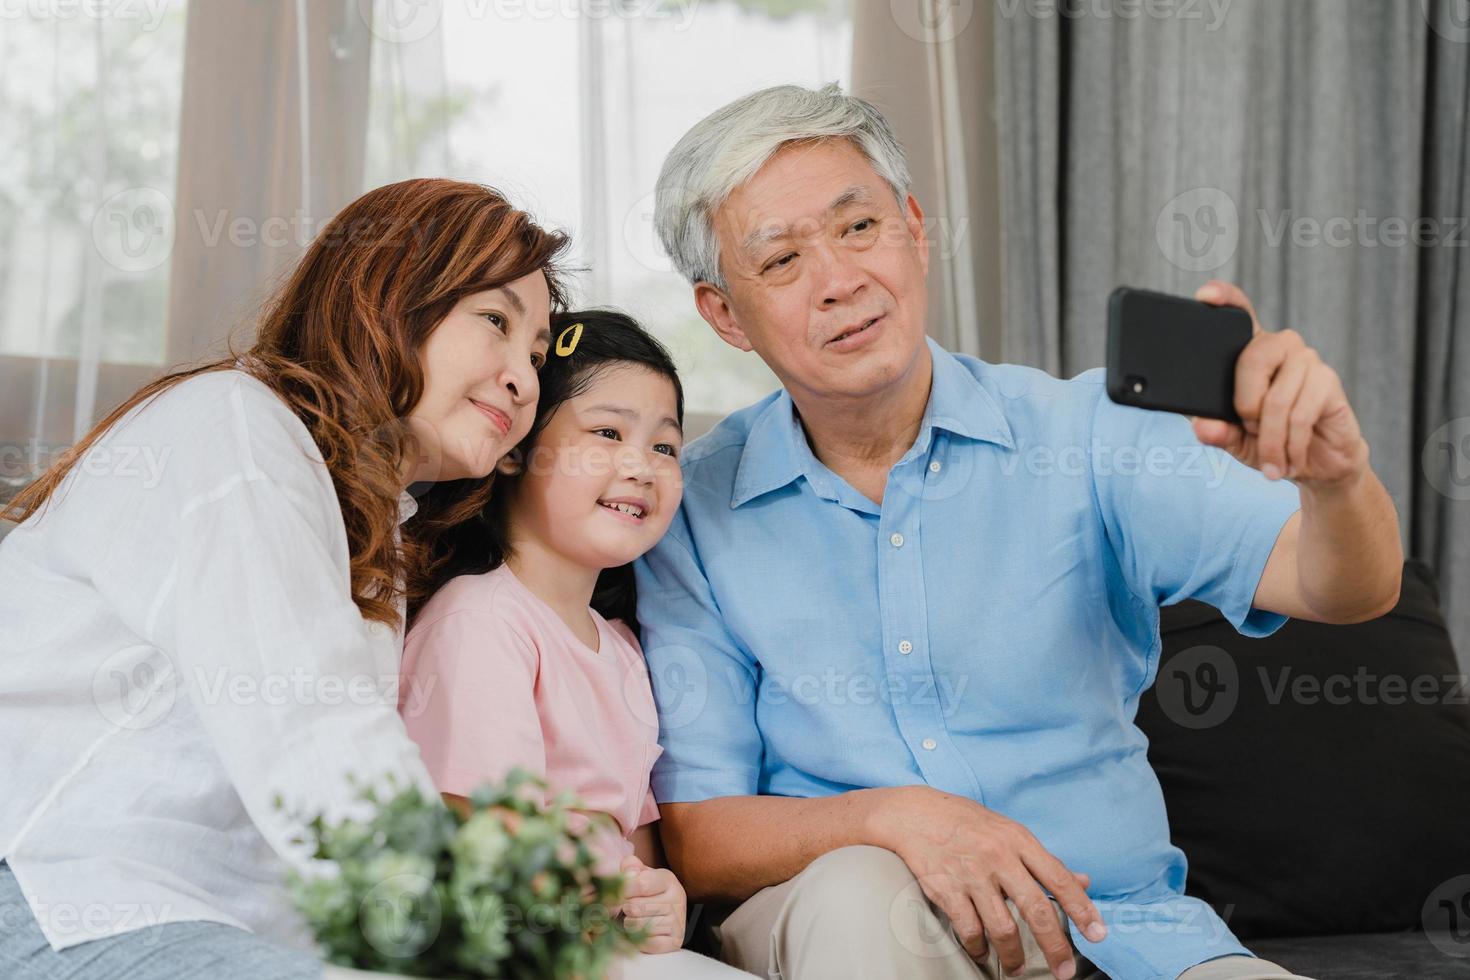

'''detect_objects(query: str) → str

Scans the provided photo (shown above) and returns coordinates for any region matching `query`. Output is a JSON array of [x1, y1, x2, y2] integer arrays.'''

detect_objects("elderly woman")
[[634, 83, 1400, 980], [0, 179, 566, 978]]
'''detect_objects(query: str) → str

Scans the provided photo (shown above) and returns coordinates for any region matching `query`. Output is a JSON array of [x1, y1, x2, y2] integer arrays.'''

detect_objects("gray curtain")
[[995, 0, 1470, 664], [852, 0, 1004, 361]]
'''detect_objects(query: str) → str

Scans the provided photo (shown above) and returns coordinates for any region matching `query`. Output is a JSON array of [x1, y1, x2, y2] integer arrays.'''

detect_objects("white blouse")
[[0, 368, 440, 952]]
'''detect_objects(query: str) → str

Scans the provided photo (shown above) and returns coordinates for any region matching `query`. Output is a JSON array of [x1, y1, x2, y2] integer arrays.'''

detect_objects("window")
[[0, 3, 188, 496], [364, 0, 853, 416]]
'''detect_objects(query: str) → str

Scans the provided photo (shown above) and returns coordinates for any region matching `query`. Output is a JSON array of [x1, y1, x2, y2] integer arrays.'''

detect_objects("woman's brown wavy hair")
[[1, 177, 571, 629]]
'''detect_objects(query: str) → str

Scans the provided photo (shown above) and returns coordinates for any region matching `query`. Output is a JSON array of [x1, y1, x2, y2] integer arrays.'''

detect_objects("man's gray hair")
[[653, 82, 912, 291]]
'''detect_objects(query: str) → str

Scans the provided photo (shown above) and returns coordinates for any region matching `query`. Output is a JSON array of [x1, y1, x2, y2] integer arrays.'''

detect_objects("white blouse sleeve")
[[170, 474, 441, 864]]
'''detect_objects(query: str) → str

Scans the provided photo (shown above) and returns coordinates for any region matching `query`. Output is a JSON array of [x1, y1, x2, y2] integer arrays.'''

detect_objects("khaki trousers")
[[712, 846, 1314, 980]]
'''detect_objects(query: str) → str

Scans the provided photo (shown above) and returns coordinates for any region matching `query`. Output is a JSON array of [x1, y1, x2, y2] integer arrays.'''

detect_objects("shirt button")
[[898, 640, 913, 655], [929, 460, 942, 473], [890, 532, 905, 548], [921, 738, 938, 751]]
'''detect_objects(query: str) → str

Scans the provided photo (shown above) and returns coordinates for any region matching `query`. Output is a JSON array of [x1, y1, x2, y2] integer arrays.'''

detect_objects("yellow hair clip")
[[554, 322, 584, 357]]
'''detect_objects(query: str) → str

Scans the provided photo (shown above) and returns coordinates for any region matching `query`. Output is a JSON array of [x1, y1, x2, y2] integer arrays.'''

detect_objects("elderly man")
[[633, 83, 1401, 980]]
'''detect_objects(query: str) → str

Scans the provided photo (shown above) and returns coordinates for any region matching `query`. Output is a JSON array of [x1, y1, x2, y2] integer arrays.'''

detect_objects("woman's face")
[[511, 364, 684, 571], [406, 269, 552, 483]]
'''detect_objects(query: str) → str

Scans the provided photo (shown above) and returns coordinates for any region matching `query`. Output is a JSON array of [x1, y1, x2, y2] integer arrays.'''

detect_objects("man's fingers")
[[1192, 416, 1246, 457], [999, 875, 1076, 980], [1024, 852, 1106, 944], [1285, 368, 1335, 476], [1195, 279, 1262, 334], [1254, 347, 1313, 479], [948, 892, 991, 961], [1233, 329, 1297, 426], [974, 889, 1027, 977]]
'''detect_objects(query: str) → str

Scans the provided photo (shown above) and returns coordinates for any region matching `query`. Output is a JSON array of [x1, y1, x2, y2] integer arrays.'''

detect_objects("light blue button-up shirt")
[[634, 337, 1301, 980]]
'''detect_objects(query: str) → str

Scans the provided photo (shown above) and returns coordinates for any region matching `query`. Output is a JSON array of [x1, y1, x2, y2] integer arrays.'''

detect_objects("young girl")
[[399, 310, 743, 978]]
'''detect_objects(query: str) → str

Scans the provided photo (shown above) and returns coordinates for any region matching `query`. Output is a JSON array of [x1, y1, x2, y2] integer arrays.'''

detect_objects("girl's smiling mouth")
[[597, 497, 648, 522]]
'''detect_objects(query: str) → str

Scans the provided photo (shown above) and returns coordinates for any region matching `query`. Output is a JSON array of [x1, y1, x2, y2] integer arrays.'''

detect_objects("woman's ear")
[[495, 446, 524, 477]]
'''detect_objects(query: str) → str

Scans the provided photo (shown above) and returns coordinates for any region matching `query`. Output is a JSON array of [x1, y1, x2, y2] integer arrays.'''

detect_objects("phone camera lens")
[[1126, 375, 1147, 397]]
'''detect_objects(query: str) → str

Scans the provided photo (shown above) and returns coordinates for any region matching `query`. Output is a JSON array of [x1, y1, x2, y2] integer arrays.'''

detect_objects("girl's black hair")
[[418, 308, 684, 631]]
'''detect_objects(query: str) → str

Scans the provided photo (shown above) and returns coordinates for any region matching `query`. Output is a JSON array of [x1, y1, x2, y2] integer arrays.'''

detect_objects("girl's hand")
[[618, 855, 686, 954]]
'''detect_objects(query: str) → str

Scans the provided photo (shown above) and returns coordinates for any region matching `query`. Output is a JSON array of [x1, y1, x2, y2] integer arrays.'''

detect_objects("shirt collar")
[[730, 337, 1014, 509], [398, 488, 420, 526]]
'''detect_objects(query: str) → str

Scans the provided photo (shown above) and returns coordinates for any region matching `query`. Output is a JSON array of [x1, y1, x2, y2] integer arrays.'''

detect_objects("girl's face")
[[511, 363, 684, 570], [406, 269, 552, 483]]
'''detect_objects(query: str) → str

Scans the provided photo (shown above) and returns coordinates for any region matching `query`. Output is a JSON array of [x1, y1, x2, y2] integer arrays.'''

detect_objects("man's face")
[[698, 138, 931, 403]]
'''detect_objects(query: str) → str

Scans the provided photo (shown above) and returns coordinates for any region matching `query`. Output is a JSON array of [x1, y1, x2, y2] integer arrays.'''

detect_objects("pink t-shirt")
[[399, 564, 664, 867]]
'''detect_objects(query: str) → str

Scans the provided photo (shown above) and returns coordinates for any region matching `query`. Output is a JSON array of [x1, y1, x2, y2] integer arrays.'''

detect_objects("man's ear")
[[905, 193, 929, 280], [693, 282, 755, 353]]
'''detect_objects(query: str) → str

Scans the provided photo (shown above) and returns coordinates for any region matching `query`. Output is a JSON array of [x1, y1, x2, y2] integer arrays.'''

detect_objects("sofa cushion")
[[1135, 560, 1470, 940]]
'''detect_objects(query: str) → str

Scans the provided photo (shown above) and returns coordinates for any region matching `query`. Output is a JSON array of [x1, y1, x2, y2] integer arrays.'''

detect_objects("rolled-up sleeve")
[[633, 505, 763, 803], [1090, 389, 1301, 637]]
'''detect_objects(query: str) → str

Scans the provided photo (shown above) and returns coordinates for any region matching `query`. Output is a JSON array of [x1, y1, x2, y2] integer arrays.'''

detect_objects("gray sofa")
[[1136, 560, 1470, 979]]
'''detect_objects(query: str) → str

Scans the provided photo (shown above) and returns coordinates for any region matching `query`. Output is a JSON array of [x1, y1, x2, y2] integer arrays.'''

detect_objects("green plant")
[[281, 769, 642, 979]]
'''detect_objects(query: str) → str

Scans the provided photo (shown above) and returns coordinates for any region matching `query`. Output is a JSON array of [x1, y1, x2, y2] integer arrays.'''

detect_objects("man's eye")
[[594, 427, 620, 441], [765, 253, 796, 273], [849, 218, 877, 234], [655, 444, 679, 458]]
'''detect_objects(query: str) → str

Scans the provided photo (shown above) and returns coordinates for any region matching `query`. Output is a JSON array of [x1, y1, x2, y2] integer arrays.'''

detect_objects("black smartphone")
[[1106, 286, 1253, 423]]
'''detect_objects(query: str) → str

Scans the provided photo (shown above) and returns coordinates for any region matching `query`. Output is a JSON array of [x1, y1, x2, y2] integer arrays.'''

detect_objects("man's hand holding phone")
[[1189, 279, 1369, 490]]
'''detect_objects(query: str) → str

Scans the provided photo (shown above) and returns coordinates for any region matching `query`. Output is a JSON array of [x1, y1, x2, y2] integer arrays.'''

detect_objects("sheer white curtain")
[[0, 4, 188, 502], [0, 0, 373, 519]]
